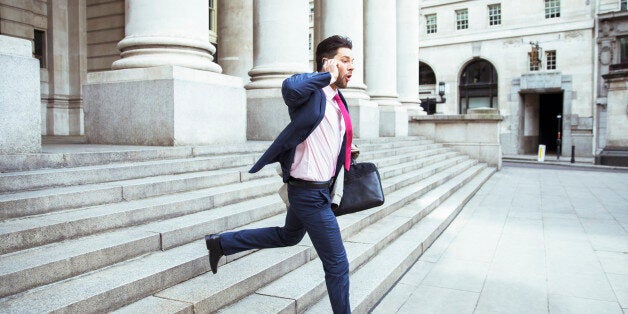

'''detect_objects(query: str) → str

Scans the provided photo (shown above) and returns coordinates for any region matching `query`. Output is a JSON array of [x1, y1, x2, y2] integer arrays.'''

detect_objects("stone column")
[[217, 0, 253, 84], [316, 0, 379, 139], [45, 0, 85, 136], [112, 0, 221, 72], [84, 0, 246, 146], [364, 0, 408, 137], [602, 71, 628, 149], [396, 0, 424, 116], [245, 0, 310, 140], [0, 35, 41, 153]]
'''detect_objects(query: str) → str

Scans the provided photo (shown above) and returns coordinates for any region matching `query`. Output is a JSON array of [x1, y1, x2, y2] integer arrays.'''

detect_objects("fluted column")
[[112, 0, 221, 72], [365, 0, 408, 136], [218, 0, 253, 84], [316, 0, 379, 138], [397, 0, 424, 116], [245, 0, 310, 139]]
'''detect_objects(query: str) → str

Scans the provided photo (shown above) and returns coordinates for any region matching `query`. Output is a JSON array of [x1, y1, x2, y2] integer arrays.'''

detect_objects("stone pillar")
[[0, 35, 41, 153], [84, 0, 246, 146], [364, 0, 408, 137], [112, 0, 221, 72], [316, 0, 379, 139], [245, 0, 310, 140], [217, 0, 253, 84], [396, 0, 424, 116], [600, 70, 628, 164], [45, 0, 85, 136]]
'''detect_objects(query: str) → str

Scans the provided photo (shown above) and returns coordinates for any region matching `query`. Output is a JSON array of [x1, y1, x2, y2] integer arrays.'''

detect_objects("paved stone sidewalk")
[[374, 164, 628, 314]]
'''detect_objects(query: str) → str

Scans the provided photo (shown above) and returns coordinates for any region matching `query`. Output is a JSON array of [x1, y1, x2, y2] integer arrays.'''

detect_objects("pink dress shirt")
[[290, 85, 346, 181]]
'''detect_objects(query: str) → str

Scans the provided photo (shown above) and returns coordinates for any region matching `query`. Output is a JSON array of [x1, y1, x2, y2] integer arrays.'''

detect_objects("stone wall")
[[86, 0, 123, 72], [409, 108, 503, 169]]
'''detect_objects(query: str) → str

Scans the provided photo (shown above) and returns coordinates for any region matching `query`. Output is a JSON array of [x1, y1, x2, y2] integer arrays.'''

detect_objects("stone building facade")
[[419, 0, 599, 157], [1, 0, 626, 164], [0, 0, 426, 152], [596, 0, 628, 165]]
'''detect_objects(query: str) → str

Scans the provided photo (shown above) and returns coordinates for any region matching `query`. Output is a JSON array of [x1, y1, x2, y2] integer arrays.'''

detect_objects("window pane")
[[545, 0, 560, 18], [426, 14, 437, 34], [622, 0, 627, 11], [419, 62, 436, 85], [546, 50, 556, 70], [456, 9, 468, 30], [488, 4, 501, 26], [469, 97, 491, 109], [620, 37, 628, 64], [34, 29, 45, 68]]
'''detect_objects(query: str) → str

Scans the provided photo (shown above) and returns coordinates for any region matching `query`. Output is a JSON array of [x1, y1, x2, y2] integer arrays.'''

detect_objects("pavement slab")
[[375, 164, 628, 313]]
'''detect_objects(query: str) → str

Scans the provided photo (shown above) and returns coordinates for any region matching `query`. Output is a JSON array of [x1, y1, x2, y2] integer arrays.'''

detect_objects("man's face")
[[331, 47, 354, 89]]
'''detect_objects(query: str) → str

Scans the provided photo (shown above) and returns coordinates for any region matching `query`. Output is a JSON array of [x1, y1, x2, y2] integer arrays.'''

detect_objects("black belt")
[[288, 177, 332, 189]]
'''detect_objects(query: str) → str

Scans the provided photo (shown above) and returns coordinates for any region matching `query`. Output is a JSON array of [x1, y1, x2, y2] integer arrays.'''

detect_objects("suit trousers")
[[220, 184, 351, 314]]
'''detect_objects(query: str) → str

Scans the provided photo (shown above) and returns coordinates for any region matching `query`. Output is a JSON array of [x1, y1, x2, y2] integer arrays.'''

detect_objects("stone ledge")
[[410, 113, 503, 122]]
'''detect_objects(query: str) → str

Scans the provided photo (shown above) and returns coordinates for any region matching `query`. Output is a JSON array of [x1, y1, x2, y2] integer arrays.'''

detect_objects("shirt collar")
[[323, 85, 337, 102]]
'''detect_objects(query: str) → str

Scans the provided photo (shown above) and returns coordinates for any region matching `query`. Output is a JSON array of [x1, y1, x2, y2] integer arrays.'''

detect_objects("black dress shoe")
[[205, 234, 224, 274]]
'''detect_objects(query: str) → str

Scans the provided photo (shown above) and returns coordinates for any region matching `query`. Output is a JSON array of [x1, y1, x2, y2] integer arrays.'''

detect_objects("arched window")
[[419, 62, 436, 85], [459, 59, 498, 114]]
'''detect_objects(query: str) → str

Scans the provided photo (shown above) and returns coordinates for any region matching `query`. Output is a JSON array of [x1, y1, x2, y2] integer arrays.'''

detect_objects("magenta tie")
[[333, 93, 353, 171]]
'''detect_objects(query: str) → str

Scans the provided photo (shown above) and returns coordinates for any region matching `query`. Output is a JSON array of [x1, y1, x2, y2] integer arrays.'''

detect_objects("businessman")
[[206, 35, 355, 313]]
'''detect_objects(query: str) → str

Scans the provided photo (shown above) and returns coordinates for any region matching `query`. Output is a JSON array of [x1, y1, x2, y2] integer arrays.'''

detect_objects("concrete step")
[[305, 167, 496, 313], [0, 194, 285, 298], [0, 152, 263, 194], [0, 137, 492, 313], [0, 164, 277, 220], [0, 138, 431, 193], [0, 142, 274, 173], [0, 177, 283, 254], [0, 151, 470, 296], [0, 141, 449, 223], [112, 162, 484, 313], [126, 164, 491, 314]]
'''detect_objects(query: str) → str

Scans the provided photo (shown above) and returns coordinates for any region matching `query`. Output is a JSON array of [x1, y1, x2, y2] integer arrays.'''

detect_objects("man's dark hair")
[[315, 35, 352, 71]]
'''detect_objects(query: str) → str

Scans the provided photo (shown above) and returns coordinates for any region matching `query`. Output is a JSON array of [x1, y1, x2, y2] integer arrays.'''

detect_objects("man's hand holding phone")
[[322, 58, 339, 83]]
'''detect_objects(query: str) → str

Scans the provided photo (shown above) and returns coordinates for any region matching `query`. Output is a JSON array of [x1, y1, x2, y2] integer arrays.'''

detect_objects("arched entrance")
[[459, 59, 498, 114], [419, 61, 438, 114]]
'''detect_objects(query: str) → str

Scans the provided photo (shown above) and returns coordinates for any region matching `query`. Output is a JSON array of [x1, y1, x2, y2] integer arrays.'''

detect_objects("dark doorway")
[[538, 93, 563, 153]]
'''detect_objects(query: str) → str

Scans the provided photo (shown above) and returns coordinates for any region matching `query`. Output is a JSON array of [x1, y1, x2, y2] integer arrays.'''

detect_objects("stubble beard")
[[334, 75, 348, 89]]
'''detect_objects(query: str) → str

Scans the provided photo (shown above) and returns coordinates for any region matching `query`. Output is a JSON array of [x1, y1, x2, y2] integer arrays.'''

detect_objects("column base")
[[44, 98, 83, 136], [379, 106, 409, 137], [246, 88, 289, 140], [0, 35, 41, 154], [348, 99, 380, 139], [84, 66, 246, 146]]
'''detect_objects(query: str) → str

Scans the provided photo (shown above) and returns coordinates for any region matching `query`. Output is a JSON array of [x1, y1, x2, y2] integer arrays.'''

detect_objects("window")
[[419, 62, 436, 85], [459, 59, 498, 114], [546, 50, 556, 70], [620, 37, 628, 64], [208, 0, 217, 32], [488, 4, 501, 26], [426, 14, 437, 34], [34, 29, 46, 68], [622, 0, 627, 11], [456, 9, 469, 30], [545, 0, 560, 18]]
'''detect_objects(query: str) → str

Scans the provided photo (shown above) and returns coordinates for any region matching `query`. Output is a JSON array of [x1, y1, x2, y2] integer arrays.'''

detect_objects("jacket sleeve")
[[282, 72, 332, 108]]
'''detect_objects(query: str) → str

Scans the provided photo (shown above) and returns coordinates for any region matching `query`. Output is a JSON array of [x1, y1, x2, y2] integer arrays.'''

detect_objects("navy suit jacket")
[[249, 72, 349, 183]]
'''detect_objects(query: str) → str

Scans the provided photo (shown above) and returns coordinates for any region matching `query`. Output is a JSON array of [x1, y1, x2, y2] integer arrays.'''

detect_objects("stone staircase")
[[0, 137, 495, 313]]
